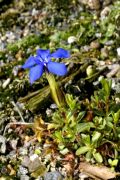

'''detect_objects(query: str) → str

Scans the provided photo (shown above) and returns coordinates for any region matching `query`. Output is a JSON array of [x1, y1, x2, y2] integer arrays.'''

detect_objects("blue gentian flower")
[[22, 48, 70, 84]]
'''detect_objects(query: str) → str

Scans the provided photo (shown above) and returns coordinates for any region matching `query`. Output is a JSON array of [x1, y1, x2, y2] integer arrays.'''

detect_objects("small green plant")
[[91, 78, 112, 116], [76, 132, 103, 163], [108, 158, 119, 171], [35, 78, 120, 165], [99, 1, 120, 49], [22, 49, 119, 166]]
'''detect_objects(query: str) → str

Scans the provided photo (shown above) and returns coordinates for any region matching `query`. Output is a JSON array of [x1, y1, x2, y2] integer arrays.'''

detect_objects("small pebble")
[[30, 154, 38, 161], [20, 175, 30, 180], [90, 41, 100, 49], [28, 156, 42, 172], [104, 40, 114, 46], [117, 47, 120, 56], [22, 156, 30, 167], [2, 78, 11, 89], [19, 166, 28, 175], [46, 108, 52, 116], [50, 104, 57, 109], [103, 0, 111, 6], [12, 65, 21, 76], [0, 135, 6, 153], [100, 7, 111, 19], [88, 0, 100, 10], [68, 36, 77, 44], [31, 8, 39, 16], [19, 147, 28, 156], [44, 171, 63, 180], [10, 139, 18, 150], [101, 47, 109, 58], [107, 64, 120, 78], [95, 33, 102, 38]]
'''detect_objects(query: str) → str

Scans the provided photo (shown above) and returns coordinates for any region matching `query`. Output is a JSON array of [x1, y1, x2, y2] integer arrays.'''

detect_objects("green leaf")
[[86, 151, 92, 161], [77, 111, 86, 121], [101, 78, 112, 97], [77, 122, 95, 133], [65, 94, 76, 110], [108, 159, 112, 165], [81, 134, 91, 145], [92, 131, 101, 143], [93, 152, 103, 163], [76, 146, 90, 155], [54, 131, 63, 142], [58, 144, 65, 150], [106, 23, 115, 37], [112, 159, 118, 166], [107, 121, 113, 129], [113, 110, 120, 124]]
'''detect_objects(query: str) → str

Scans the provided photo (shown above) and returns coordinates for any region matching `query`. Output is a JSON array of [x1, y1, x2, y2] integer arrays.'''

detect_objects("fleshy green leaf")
[[81, 134, 91, 145], [86, 151, 92, 161], [113, 110, 120, 124], [93, 152, 103, 163], [76, 146, 90, 155], [101, 79, 112, 97], [54, 131, 63, 142], [111, 159, 118, 166], [92, 131, 101, 143], [65, 94, 77, 110], [77, 122, 95, 133]]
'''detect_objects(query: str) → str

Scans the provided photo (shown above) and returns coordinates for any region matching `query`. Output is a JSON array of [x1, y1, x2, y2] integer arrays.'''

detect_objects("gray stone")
[[103, 0, 111, 6], [100, 7, 111, 19], [20, 175, 30, 180], [19, 165, 28, 175], [2, 78, 11, 89], [10, 139, 18, 150], [44, 171, 63, 180], [19, 147, 28, 156], [22, 155, 42, 173], [0, 135, 6, 153], [88, 0, 100, 10], [21, 156, 31, 167]]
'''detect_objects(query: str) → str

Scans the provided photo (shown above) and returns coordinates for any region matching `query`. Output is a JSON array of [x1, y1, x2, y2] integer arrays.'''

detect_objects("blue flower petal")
[[29, 64, 44, 84], [36, 49, 50, 60], [34, 56, 43, 65], [51, 48, 70, 59], [47, 61, 67, 76], [22, 56, 36, 69]]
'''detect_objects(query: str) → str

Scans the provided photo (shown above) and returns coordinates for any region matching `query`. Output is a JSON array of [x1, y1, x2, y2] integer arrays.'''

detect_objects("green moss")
[[0, 51, 6, 61], [7, 34, 49, 54], [0, 9, 19, 28]]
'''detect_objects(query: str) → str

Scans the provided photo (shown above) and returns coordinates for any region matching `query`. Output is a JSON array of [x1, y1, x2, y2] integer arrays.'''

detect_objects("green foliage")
[[99, 1, 120, 44], [76, 132, 103, 163], [34, 78, 120, 165], [49, 11, 97, 48], [49, 1, 120, 50], [91, 78, 112, 115], [49, 0, 120, 52], [7, 34, 49, 54]]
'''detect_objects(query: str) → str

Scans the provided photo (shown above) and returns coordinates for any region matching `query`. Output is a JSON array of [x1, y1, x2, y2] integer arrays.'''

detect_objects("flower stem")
[[46, 73, 66, 108]]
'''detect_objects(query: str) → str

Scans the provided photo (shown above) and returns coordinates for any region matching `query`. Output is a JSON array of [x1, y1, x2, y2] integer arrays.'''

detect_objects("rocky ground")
[[0, 0, 120, 179]]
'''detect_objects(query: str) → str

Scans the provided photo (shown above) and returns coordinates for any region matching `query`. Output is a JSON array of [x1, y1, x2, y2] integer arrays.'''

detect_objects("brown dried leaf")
[[79, 162, 118, 180], [33, 117, 47, 142], [64, 153, 75, 162], [63, 153, 75, 175], [85, 110, 93, 121]]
